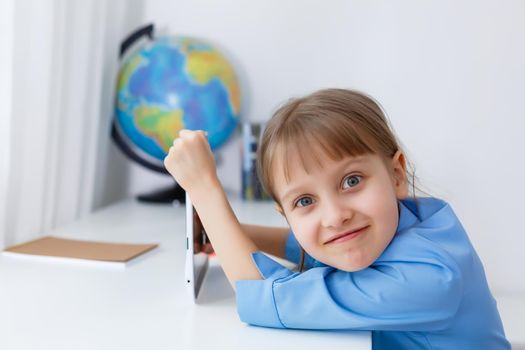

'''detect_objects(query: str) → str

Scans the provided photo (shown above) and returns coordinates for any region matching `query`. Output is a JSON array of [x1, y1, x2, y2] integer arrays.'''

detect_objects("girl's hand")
[[163, 129, 219, 195]]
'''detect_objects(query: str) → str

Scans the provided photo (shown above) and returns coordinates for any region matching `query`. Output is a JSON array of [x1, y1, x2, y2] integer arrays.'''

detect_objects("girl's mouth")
[[325, 226, 369, 244]]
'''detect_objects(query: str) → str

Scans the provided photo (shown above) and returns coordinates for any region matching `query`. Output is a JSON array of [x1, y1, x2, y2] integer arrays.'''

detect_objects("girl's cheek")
[[293, 221, 317, 247], [287, 219, 304, 240]]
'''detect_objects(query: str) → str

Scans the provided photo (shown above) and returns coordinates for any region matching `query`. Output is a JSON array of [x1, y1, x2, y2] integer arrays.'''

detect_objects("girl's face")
[[274, 149, 408, 272]]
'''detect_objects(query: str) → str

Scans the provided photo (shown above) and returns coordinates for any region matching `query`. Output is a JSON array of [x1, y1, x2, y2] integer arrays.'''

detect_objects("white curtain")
[[0, 0, 145, 248], [0, 0, 15, 249]]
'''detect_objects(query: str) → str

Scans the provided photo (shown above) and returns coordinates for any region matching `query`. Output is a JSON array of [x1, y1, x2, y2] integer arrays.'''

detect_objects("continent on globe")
[[135, 105, 185, 152]]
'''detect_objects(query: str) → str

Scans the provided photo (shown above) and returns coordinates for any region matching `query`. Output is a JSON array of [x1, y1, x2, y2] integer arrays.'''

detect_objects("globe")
[[114, 34, 240, 172]]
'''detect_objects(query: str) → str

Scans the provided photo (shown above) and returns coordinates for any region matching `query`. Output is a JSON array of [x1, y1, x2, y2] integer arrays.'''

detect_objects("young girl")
[[164, 89, 510, 349]]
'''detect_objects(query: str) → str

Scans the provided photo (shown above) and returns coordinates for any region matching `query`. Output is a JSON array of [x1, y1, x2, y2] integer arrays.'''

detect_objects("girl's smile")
[[324, 225, 369, 245]]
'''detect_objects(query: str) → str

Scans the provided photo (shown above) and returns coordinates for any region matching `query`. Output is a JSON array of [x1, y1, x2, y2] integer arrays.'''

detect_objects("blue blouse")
[[236, 198, 510, 349]]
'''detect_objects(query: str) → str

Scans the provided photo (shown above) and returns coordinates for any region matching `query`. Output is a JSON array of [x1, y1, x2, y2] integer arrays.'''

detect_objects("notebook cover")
[[3, 236, 158, 263]]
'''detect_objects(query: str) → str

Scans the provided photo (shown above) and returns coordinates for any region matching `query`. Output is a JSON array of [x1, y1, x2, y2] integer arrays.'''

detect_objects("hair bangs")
[[270, 112, 380, 185]]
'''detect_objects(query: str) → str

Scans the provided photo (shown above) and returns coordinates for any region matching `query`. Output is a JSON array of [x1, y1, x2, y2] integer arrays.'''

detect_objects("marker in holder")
[[241, 122, 270, 201]]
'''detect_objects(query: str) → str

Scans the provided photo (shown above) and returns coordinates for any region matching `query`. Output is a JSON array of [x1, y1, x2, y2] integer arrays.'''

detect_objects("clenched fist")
[[163, 129, 220, 195]]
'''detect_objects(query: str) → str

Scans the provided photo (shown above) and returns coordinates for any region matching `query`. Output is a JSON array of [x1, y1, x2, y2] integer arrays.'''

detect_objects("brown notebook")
[[3, 236, 158, 267]]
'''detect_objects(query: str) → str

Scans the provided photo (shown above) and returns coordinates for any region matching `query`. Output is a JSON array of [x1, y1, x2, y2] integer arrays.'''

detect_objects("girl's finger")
[[178, 129, 208, 139], [178, 129, 191, 137]]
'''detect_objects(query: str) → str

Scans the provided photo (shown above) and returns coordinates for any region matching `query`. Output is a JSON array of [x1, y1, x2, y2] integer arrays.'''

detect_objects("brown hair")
[[256, 88, 417, 270]]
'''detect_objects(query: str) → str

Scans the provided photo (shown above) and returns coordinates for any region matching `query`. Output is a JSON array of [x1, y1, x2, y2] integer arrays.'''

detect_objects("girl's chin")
[[307, 249, 374, 271], [335, 255, 374, 272], [337, 263, 370, 272]]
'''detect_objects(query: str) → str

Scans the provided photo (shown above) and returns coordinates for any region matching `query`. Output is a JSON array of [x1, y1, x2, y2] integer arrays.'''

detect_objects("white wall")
[[113, 0, 525, 294]]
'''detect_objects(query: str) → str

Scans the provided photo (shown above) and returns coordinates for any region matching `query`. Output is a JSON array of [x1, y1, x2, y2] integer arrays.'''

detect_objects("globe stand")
[[136, 184, 186, 204]]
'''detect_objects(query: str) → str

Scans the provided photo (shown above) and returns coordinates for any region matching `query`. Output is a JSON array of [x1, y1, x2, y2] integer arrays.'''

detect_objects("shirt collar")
[[396, 198, 420, 233], [396, 197, 449, 234]]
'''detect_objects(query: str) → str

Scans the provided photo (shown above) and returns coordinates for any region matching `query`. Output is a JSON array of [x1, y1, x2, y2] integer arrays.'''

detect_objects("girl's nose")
[[320, 199, 353, 228]]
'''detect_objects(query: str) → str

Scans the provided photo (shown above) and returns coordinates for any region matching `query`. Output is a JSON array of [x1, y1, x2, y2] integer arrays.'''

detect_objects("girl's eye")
[[343, 175, 362, 189], [295, 196, 314, 208]]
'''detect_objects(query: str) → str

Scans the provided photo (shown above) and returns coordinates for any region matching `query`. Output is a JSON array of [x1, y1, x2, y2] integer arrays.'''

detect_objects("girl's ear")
[[391, 150, 409, 199]]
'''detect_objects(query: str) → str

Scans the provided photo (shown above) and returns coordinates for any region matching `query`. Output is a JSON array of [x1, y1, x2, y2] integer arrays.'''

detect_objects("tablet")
[[185, 192, 210, 302]]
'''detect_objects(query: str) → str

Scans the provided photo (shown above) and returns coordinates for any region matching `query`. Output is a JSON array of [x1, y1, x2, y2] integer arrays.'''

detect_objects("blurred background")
[[1, 0, 524, 301]]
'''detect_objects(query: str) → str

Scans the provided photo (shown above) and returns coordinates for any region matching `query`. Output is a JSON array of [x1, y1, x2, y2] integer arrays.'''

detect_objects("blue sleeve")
[[284, 231, 317, 269], [236, 238, 463, 332]]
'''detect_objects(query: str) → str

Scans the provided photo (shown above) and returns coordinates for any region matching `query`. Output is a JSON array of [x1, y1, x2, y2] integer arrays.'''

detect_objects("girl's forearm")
[[240, 223, 289, 259], [190, 181, 262, 289]]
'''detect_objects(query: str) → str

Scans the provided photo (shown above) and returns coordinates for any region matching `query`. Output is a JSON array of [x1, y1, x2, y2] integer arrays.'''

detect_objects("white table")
[[0, 198, 371, 350]]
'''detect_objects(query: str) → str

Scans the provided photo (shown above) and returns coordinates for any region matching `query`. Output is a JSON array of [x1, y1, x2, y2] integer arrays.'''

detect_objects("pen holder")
[[241, 122, 271, 201]]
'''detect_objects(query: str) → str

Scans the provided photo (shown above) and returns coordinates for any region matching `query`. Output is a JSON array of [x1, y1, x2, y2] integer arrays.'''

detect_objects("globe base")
[[137, 184, 185, 204]]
